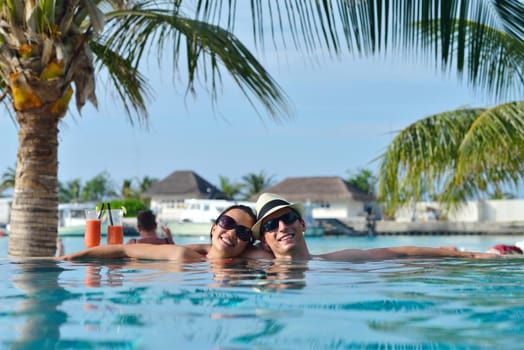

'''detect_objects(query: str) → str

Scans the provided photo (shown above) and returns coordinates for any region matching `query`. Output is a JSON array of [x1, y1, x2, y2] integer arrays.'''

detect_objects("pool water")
[[1, 235, 524, 349]]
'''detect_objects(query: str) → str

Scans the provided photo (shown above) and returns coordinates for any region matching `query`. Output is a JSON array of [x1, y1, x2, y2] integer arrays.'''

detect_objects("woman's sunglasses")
[[261, 211, 300, 234], [217, 215, 253, 242]]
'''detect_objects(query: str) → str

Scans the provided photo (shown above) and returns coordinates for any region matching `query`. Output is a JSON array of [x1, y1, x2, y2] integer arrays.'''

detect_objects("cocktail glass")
[[84, 209, 101, 248], [106, 209, 124, 245]]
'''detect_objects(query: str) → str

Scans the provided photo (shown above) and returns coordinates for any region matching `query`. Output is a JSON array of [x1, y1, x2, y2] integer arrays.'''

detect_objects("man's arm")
[[319, 246, 499, 262]]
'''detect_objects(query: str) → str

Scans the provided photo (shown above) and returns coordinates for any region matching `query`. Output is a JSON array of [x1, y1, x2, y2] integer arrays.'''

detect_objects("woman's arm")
[[59, 244, 128, 260], [59, 244, 203, 261], [183, 243, 211, 255]]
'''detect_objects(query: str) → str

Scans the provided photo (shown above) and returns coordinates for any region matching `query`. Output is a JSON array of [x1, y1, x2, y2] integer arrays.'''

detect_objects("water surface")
[[1, 235, 523, 349]]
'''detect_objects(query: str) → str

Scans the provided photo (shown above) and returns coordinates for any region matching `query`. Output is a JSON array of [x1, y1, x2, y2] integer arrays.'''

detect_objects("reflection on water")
[[8, 260, 71, 349], [1, 258, 523, 349], [253, 260, 308, 292], [207, 259, 308, 292]]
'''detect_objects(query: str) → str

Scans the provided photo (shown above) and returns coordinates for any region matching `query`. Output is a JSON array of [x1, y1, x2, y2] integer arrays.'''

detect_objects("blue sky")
[[0, 27, 497, 192]]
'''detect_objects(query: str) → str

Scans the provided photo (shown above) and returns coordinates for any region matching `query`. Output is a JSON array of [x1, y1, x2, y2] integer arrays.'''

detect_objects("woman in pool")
[[60, 205, 273, 261]]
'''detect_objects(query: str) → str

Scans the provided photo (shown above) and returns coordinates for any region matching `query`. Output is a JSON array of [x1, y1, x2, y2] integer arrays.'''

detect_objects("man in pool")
[[252, 193, 499, 261], [127, 210, 175, 245]]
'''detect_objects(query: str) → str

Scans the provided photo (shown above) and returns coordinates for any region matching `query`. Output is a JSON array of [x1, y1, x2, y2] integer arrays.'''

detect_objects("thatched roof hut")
[[253, 176, 374, 203], [143, 170, 227, 200]]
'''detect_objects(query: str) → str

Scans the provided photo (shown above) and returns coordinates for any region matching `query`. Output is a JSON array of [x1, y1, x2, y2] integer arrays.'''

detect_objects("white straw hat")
[[251, 193, 304, 239]]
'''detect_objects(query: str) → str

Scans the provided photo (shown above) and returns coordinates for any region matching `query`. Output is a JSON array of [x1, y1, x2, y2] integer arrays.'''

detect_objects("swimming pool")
[[1, 235, 523, 349]]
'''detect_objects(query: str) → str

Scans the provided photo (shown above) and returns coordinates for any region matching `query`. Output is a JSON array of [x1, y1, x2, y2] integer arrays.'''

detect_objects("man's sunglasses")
[[261, 211, 300, 234], [217, 215, 253, 242]]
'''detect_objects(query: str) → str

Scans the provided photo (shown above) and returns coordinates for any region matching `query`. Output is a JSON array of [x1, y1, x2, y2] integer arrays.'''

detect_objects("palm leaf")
[[90, 40, 151, 123], [378, 107, 484, 214], [194, 1, 523, 101], [379, 102, 524, 215], [103, 3, 290, 119], [445, 101, 524, 201]]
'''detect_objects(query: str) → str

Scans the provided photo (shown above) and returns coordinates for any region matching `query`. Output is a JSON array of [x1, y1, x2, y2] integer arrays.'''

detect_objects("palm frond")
[[493, 0, 524, 42], [103, 3, 290, 119], [90, 40, 151, 124], [194, 1, 523, 102], [445, 101, 524, 202], [379, 101, 524, 216], [378, 107, 484, 214], [195, 0, 349, 55], [396, 1, 524, 101]]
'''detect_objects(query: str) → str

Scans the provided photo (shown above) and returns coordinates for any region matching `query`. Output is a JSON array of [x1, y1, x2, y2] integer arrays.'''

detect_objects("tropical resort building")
[[142, 170, 228, 222], [143, 171, 376, 234], [141, 170, 524, 235], [255, 176, 375, 219]]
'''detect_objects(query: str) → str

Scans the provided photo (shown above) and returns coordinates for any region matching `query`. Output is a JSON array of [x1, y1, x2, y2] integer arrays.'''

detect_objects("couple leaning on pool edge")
[[60, 193, 506, 262]]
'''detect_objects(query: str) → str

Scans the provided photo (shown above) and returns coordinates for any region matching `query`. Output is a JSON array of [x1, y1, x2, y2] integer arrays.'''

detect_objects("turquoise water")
[[1, 235, 524, 349]]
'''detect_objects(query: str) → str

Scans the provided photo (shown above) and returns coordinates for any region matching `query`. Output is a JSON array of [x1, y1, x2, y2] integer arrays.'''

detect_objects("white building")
[[142, 170, 229, 222], [257, 176, 375, 220], [395, 199, 524, 223]]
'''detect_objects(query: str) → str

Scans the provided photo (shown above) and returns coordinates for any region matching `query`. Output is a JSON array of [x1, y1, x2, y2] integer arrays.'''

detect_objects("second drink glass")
[[106, 209, 124, 245]]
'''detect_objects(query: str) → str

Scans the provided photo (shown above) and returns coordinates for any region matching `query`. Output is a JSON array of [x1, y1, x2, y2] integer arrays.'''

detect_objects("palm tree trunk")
[[8, 110, 59, 257]]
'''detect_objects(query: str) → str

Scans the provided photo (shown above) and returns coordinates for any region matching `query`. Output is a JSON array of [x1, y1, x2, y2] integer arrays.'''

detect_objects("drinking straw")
[[97, 202, 105, 219], [107, 202, 114, 226]]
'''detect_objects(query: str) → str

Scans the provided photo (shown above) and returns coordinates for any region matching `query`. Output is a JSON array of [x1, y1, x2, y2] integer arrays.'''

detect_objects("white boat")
[[0, 202, 137, 237], [165, 221, 213, 238], [161, 198, 325, 238], [58, 203, 138, 237], [58, 203, 96, 236], [0, 202, 87, 237], [161, 199, 255, 237]]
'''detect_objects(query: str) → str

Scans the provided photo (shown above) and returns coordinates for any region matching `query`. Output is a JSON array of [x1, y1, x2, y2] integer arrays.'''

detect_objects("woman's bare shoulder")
[[241, 245, 274, 259]]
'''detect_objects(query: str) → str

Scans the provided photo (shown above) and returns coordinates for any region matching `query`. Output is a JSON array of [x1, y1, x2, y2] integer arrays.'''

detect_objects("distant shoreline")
[[335, 220, 524, 236]]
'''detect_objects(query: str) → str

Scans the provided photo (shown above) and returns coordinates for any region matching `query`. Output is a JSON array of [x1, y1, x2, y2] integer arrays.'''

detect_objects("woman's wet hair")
[[210, 204, 256, 243]]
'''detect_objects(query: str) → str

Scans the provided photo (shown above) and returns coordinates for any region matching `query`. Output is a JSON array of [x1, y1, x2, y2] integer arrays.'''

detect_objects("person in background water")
[[252, 193, 499, 261], [60, 205, 271, 261], [486, 244, 523, 255], [127, 210, 174, 245]]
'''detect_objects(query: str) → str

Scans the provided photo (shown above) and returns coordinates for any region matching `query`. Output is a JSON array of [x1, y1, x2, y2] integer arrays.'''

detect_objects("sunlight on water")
[[1, 235, 524, 349]]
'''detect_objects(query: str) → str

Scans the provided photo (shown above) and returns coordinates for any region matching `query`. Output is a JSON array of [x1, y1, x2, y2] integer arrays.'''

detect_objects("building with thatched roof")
[[142, 170, 227, 221], [255, 176, 375, 220]]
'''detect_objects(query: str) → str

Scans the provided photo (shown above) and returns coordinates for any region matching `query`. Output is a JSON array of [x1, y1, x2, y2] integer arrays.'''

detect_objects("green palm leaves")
[[376, 0, 523, 216], [96, 1, 290, 121], [379, 101, 524, 216], [195, 1, 523, 101]]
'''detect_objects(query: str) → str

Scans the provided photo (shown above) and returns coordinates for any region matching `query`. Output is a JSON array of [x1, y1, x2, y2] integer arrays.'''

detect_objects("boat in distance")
[[159, 198, 325, 237], [58, 203, 138, 237], [160, 199, 249, 238]]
